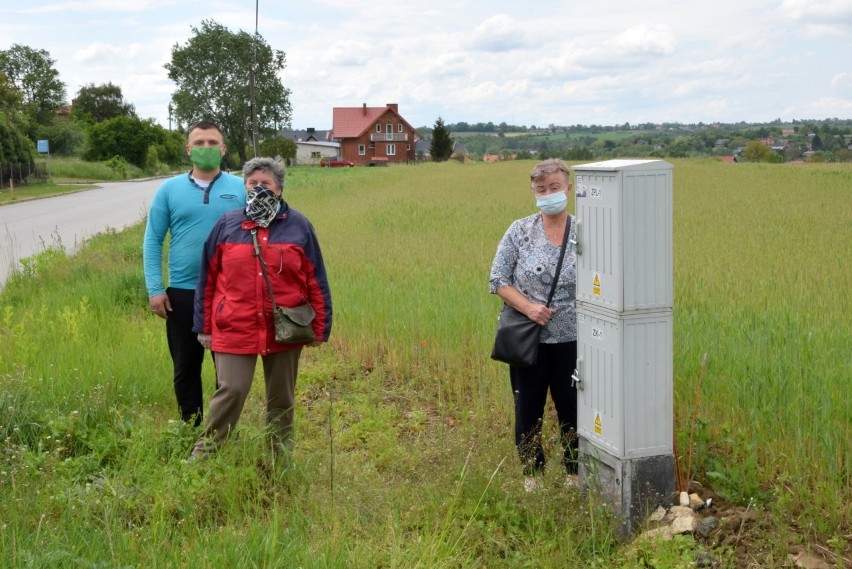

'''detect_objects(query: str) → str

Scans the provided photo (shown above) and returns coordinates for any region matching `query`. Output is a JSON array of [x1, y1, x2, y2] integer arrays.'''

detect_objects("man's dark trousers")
[[166, 287, 207, 426]]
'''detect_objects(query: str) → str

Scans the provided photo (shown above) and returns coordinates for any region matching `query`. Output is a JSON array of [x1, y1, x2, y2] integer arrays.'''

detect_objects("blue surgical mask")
[[536, 192, 567, 215]]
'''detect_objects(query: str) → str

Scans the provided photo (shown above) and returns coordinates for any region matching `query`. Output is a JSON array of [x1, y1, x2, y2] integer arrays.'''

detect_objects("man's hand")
[[149, 294, 172, 319]]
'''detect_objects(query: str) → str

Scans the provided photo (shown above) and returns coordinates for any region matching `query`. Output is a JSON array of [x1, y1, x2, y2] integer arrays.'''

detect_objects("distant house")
[[280, 127, 333, 143], [279, 128, 338, 165], [331, 103, 419, 165]]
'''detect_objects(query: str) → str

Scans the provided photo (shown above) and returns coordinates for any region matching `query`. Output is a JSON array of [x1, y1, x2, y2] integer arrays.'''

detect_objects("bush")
[[145, 145, 159, 173], [85, 117, 183, 168]]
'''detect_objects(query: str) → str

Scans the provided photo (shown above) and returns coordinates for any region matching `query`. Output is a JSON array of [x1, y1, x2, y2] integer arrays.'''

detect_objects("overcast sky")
[[2, 0, 851, 130]]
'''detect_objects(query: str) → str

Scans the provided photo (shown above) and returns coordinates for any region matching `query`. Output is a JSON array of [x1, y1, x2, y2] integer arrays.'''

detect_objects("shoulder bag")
[[252, 229, 316, 344], [490, 216, 572, 367]]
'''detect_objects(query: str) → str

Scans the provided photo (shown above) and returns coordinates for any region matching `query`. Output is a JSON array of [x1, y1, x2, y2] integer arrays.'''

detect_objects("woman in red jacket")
[[190, 157, 332, 459]]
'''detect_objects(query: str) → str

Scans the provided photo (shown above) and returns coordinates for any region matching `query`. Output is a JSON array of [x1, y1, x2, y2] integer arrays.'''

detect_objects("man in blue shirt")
[[143, 120, 246, 425]]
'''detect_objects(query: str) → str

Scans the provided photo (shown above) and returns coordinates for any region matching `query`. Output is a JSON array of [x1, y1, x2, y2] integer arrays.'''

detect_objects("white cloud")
[[831, 73, 852, 96], [780, 0, 852, 33], [20, 0, 178, 14], [797, 96, 852, 118], [73, 42, 140, 64], [613, 24, 677, 56], [467, 14, 531, 52], [322, 40, 373, 67]]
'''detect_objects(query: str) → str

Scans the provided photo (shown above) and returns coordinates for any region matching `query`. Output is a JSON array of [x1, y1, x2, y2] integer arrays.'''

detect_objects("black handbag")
[[490, 216, 572, 367], [252, 229, 316, 345]]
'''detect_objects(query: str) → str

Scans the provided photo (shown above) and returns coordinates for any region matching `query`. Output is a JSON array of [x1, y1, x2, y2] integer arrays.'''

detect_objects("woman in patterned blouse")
[[489, 158, 579, 492]]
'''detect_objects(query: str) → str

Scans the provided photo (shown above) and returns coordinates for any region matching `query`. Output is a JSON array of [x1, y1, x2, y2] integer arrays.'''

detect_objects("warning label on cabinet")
[[594, 413, 603, 435], [592, 272, 601, 296]]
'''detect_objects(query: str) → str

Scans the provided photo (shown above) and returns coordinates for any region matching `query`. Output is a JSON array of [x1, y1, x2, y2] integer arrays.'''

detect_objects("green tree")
[[666, 138, 689, 158], [0, 71, 22, 110], [149, 126, 186, 166], [72, 83, 136, 125], [811, 133, 823, 150], [430, 117, 453, 162], [742, 141, 772, 162], [0, 71, 34, 168], [84, 116, 181, 168], [34, 119, 84, 156], [0, 108, 34, 165], [259, 136, 297, 163], [0, 44, 66, 132], [165, 19, 293, 163]]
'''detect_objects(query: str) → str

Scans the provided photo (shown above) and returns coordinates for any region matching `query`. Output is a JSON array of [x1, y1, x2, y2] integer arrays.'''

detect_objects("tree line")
[[422, 119, 852, 163], [0, 20, 297, 186]]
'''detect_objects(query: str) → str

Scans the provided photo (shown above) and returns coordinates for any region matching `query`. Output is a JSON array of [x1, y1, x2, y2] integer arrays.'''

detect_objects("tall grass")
[[671, 161, 851, 537], [46, 156, 175, 183], [0, 159, 849, 566]]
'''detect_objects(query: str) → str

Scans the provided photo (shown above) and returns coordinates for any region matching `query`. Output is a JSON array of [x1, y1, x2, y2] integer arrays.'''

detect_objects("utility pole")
[[250, 0, 260, 157]]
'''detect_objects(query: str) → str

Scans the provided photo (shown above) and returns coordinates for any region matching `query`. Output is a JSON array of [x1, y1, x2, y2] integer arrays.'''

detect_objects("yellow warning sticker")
[[592, 272, 601, 296], [594, 413, 603, 435]]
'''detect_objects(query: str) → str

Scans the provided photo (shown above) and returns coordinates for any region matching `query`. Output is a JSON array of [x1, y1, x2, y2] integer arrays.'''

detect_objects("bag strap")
[[251, 229, 279, 312], [545, 215, 572, 308]]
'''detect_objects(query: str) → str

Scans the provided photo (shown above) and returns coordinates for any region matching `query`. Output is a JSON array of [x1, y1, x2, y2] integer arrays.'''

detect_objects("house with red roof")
[[331, 103, 418, 165]]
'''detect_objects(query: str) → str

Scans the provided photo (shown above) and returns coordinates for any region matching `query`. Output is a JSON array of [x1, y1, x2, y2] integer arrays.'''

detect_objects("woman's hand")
[[197, 334, 212, 349], [496, 285, 554, 326], [307, 340, 323, 348], [525, 303, 555, 326]]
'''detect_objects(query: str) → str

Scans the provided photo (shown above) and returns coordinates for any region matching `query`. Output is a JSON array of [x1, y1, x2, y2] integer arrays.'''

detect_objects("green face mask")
[[189, 146, 222, 171]]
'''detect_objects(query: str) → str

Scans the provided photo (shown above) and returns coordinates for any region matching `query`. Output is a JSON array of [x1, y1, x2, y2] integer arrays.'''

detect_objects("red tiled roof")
[[332, 105, 389, 138]]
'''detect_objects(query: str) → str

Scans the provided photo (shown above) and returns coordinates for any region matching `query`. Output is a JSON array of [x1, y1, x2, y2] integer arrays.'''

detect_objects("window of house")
[[406, 144, 410, 151], [311, 151, 321, 159], [358, 144, 365, 155], [398, 124, 403, 133], [376, 124, 381, 132], [387, 144, 396, 156]]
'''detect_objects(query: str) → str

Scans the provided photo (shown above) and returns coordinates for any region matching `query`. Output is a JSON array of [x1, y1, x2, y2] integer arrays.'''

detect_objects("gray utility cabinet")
[[571, 159, 675, 538], [575, 305, 673, 459], [574, 159, 673, 313]]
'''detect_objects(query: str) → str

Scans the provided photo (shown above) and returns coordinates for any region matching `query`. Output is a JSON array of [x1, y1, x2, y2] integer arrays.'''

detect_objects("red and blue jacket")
[[193, 203, 332, 355]]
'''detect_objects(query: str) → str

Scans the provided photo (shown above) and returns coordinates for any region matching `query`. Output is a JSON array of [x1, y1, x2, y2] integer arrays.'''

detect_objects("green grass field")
[[1, 159, 850, 567]]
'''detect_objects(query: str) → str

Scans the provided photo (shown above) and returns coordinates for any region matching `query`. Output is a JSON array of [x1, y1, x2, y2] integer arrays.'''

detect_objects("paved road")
[[0, 178, 163, 289]]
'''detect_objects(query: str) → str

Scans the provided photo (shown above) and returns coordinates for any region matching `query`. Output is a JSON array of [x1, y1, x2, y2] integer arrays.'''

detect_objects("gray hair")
[[530, 158, 570, 187], [242, 157, 286, 191]]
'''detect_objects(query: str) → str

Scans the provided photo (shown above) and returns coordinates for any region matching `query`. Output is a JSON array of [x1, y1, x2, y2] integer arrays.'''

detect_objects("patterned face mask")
[[245, 185, 280, 227]]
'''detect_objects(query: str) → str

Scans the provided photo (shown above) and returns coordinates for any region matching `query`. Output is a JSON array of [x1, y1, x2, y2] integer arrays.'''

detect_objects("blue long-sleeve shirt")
[[143, 171, 246, 296]]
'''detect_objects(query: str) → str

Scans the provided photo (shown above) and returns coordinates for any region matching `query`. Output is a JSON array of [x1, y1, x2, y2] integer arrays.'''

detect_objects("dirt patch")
[[682, 483, 850, 568]]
